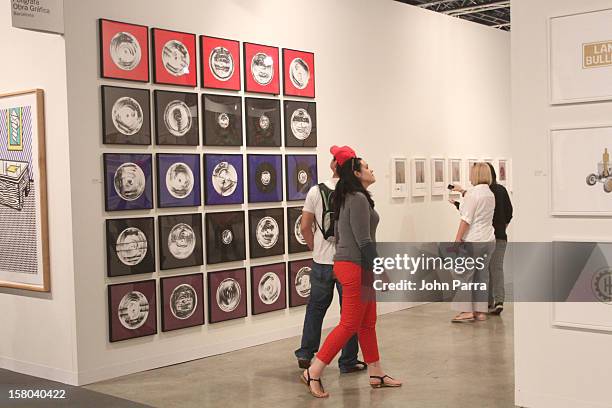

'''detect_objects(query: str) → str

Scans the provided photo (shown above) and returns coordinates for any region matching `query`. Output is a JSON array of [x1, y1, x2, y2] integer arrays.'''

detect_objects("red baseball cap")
[[330, 145, 357, 166]]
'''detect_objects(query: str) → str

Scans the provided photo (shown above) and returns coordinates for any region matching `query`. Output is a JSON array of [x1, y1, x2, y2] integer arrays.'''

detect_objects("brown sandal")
[[369, 374, 402, 388], [301, 368, 329, 398]]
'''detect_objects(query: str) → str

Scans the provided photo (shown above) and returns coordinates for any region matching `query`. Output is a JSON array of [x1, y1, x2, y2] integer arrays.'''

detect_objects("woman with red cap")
[[300, 145, 402, 398]]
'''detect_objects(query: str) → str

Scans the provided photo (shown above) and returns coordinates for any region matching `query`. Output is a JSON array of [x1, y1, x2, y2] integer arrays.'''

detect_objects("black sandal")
[[369, 374, 402, 388], [301, 368, 329, 398], [340, 360, 368, 374]]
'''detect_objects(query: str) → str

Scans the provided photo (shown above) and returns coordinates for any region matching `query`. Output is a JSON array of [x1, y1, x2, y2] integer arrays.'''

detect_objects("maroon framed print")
[[108, 280, 157, 342], [288, 259, 312, 307], [283, 49, 315, 98], [207, 268, 247, 323], [152, 28, 197, 87], [243, 42, 280, 95], [160, 273, 205, 332], [99, 19, 150, 82], [251, 263, 286, 315], [201, 36, 241, 91]]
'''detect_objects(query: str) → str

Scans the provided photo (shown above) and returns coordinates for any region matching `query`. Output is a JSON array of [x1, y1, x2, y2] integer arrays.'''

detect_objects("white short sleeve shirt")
[[302, 178, 338, 264], [459, 184, 495, 242]]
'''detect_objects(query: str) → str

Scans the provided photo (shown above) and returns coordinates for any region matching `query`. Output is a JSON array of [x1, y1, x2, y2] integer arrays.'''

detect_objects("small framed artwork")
[[247, 154, 283, 203], [203, 154, 244, 205], [391, 157, 408, 198], [251, 263, 287, 315], [283, 49, 315, 98], [156, 153, 201, 208], [448, 158, 462, 197], [286, 155, 318, 201], [105, 217, 156, 277], [151, 28, 197, 87], [245, 97, 281, 147], [207, 268, 247, 323], [101, 86, 151, 145], [287, 206, 311, 254], [497, 158, 508, 186], [99, 19, 149, 82], [160, 273, 205, 332], [200, 35, 241, 91], [466, 158, 478, 186], [284, 101, 317, 147], [205, 211, 246, 264], [154, 90, 199, 146], [103, 153, 153, 211], [158, 213, 203, 270], [108, 279, 157, 342], [430, 158, 445, 196], [411, 158, 427, 197], [202, 94, 243, 146], [248, 208, 285, 259], [243, 42, 280, 95], [288, 259, 312, 307]]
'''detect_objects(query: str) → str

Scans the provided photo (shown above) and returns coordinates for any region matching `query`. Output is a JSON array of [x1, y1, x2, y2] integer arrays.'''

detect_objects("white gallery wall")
[[512, 0, 612, 407]]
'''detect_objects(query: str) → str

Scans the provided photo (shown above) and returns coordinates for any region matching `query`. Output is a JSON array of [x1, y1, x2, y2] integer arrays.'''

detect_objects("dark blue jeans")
[[294, 262, 359, 371]]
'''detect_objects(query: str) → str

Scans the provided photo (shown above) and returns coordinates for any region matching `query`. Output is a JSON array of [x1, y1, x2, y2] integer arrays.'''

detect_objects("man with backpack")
[[294, 145, 367, 373]]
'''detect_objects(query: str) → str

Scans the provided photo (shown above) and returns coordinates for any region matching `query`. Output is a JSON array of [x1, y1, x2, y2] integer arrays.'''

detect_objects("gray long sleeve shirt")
[[333, 192, 380, 264]]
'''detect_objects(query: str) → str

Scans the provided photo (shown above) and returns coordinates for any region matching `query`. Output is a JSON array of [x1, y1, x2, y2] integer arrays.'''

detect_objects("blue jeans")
[[294, 262, 359, 371]]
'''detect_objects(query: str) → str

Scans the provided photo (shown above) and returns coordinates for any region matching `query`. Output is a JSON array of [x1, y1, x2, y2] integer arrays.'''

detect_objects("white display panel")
[[390, 157, 408, 198], [411, 158, 427, 197], [430, 157, 445, 196]]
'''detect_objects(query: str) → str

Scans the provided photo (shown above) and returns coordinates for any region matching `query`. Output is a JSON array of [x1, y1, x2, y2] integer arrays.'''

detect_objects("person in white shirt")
[[294, 146, 366, 374], [451, 162, 496, 323]]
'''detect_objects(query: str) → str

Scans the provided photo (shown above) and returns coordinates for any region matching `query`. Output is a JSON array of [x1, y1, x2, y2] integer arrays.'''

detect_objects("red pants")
[[316, 261, 380, 365]]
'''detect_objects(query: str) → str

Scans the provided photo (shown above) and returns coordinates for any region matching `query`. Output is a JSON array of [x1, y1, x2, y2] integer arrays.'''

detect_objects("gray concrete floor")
[[85, 302, 515, 408]]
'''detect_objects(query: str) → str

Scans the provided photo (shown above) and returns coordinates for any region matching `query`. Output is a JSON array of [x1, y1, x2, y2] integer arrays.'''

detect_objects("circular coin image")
[[217, 112, 230, 129], [256, 216, 279, 249], [221, 229, 233, 245], [166, 162, 194, 199], [298, 170, 308, 186], [114, 162, 146, 201], [110, 31, 141, 71], [259, 272, 281, 305], [170, 283, 197, 320], [168, 223, 196, 259], [290, 108, 312, 140], [211, 161, 238, 197], [289, 58, 310, 90], [162, 40, 190, 77], [116, 227, 148, 266], [163, 100, 192, 137], [216, 278, 241, 312], [294, 215, 306, 246], [295, 266, 312, 298], [259, 114, 271, 130], [209, 46, 234, 81], [251, 52, 274, 85], [112, 97, 144, 136], [255, 162, 276, 193], [261, 171, 271, 186], [118, 291, 149, 329]]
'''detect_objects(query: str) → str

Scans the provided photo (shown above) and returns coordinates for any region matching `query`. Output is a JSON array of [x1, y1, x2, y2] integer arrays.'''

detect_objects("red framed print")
[[108, 280, 157, 342], [283, 49, 315, 98], [201, 36, 241, 91], [160, 273, 205, 332], [250, 263, 286, 315], [152, 28, 197, 87], [99, 19, 149, 82], [243, 42, 280, 95]]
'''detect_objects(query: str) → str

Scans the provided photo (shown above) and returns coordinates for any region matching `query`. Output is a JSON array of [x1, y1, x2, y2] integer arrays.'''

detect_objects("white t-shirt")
[[302, 178, 338, 265], [459, 184, 495, 242]]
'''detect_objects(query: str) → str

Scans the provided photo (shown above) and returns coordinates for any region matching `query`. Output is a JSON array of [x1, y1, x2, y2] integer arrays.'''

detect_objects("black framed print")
[[207, 268, 247, 323], [250, 263, 287, 315], [205, 211, 246, 264], [158, 213, 203, 270], [154, 90, 199, 146], [102, 86, 151, 145], [287, 206, 311, 254], [106, 217, 156, 277], [247, 154, 283, 203], [248, 208, 285, 259], [203, 154, 244, 205], [160, 273, 205, 332], [284, 100, 317, 147], [202, 94, 242, 146], [245, 97, 281, 147]]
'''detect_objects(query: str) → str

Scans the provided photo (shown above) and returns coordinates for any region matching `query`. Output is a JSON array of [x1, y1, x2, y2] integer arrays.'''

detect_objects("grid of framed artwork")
[[99, 18, 316, 341]]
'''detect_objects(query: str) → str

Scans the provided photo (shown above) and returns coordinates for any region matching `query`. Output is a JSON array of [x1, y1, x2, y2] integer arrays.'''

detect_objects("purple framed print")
[[160, 273, 205, 332], [108, 279, 157, 342], [247, 154, 283, 203], [205, 211, 246, 264], [156, 153, 201, 208], [105, 217, 156, 277], [288, 259, 312, 307], [251, 263, 286, 315], [287, 206, 311, 254], [248, 208, 285, 258], [103, 153, 153, 211], [158, 213, 203, 270], [203, 154, 244, 205], [285, 154, 317, 201], [207, 268, 247, 323]]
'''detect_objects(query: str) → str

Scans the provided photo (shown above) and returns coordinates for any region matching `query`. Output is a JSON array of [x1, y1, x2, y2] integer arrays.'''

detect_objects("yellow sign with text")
[[583, 40, 612, 69]]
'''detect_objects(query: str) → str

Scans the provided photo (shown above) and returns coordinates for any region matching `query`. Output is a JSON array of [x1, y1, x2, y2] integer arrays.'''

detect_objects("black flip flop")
[[340, 360, 368, 374]]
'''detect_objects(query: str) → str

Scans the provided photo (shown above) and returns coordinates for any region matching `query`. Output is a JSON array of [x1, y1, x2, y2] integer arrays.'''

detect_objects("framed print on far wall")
[[202, 94, 243, 146], [154, 90, 199, 146], [204, 154, 244, 205], [284, 101, 317, 147], [430, 158, 445, 196], [391, 157, 408, 198], [158, 213, 204, 270], [207, 268, 247, 324], [108, 279, 157, 342], [0, 89, 49, 291], [249, 208, 285, 259], [497, 158, 508, 186], [288, 259, 312, 307], [283, 49, 315, 98], [251, 263, 287, 315], [151, 28, 197, 87], [448, 158, 462, 197], [105, 217, 156, 277], [286, 154, 318, 201], [243, 42, 280, 95], [156, 153, 201, 208], [99, 19, 149, 82], [287, 206, 311, 254], [101, 86, 151, 145], [245, 97, 281, 147], [411, 158, 427, 197], [205, 211, 246, 264], [466, 158, 478, 187], [160, 273, 205, 332], [103, 153, 153, 211], [200, 35, 241, 91], [247, 154, 283, 203]]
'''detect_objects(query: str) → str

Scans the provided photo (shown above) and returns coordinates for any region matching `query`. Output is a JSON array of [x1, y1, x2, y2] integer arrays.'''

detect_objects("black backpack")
[[316, 183, 335, 240]]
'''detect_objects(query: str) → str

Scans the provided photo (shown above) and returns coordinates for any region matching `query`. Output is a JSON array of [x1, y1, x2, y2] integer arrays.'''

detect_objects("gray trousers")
[[451, 241, 496, 313], [488, 239, 507, 305]]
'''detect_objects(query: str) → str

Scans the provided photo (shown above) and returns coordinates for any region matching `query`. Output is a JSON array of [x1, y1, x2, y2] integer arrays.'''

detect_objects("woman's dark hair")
[[333, 157, 374, 217], [486, 162, 497, 187]]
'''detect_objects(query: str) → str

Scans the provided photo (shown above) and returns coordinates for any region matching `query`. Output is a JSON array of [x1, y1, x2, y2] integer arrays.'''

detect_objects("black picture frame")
[[245, 97, 281, 147], [207, 268, 248, 323], [250, 263, 287, 315], [248, 208, 285, 259], [284, 100, 317, 147], [202, 93, 243, 146], [102, 85, 151, 145], [288, 259, 313, 307], [287, 207, 310, 254], [108, 279, 157, 342], [160, 273, 205, 332], [205, 211, 246, 264], [105, 217, 156, 277], [158, 213, 204, 270], [156, 153, 202, 208], [154, 90, 199, 146], [99, 19, 150, 83]]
